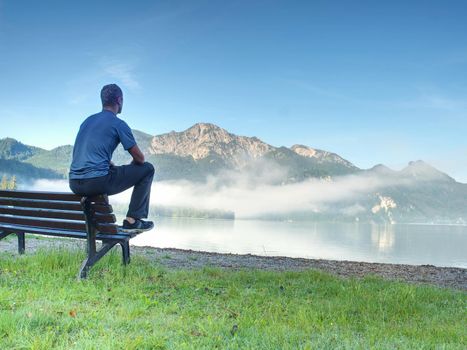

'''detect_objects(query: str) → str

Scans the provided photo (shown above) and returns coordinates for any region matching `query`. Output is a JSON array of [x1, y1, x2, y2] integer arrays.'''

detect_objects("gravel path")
[[1, 236, 466, 291]]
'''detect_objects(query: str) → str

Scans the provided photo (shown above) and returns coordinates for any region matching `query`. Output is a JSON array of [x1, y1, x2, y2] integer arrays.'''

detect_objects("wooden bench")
[[0, 190, 144, 279]]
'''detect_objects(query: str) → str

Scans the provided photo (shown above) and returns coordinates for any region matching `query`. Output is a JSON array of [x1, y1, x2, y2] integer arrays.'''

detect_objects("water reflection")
[[129, 218, 467, 268], [371, 224, 395, 252]]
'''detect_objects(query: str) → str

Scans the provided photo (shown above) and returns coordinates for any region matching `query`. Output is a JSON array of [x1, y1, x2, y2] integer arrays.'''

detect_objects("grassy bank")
[[0, 249, 465, 349]]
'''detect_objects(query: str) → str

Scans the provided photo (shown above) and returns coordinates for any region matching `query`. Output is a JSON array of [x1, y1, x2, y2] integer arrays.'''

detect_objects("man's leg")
[[126, 163, 155, 219], [105, 162, 155, 219]]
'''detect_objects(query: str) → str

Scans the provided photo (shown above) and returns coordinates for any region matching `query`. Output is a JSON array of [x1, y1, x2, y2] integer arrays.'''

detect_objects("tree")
[[0, 175, 17, 190], [8, 175, 17, 190], [0, 175, 7, 190]]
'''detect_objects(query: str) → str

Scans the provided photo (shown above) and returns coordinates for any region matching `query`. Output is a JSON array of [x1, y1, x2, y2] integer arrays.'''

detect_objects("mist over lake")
[[21, 179, 467, 268]]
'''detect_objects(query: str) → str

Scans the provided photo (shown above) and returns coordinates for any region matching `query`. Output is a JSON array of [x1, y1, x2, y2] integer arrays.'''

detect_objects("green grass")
[[0, 249, 465, 349]]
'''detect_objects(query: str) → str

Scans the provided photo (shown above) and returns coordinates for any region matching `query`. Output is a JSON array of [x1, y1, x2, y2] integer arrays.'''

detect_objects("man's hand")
[[128, 145, 145, 165]]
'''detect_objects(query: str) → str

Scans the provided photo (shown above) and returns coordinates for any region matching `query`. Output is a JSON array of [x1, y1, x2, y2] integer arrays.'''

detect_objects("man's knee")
[[144, 162, 155, 176]]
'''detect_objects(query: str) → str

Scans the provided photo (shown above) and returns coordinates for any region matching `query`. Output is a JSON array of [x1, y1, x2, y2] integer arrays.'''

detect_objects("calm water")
[[130, 218, 467, 268]]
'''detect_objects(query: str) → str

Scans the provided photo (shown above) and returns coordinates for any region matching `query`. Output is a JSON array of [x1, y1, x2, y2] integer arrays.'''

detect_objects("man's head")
[[101, 84, 123, 114]]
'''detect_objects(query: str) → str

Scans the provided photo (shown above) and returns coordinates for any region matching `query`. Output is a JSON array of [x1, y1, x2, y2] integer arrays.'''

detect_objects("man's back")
[[69, 110, 135, 179], [69, 83, 154, 232]]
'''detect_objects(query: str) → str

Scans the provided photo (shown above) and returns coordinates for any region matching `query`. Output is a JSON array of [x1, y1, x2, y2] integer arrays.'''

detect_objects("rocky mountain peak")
[[149, 123, 274, 165], [188, 122, 225, 132], [290, 144, 355, 169], [184, 123, 234, 144], [291, 144, 318, 158]]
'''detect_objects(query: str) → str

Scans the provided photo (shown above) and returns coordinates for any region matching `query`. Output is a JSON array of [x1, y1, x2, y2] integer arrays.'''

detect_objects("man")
[[69, 84, 154, 232]]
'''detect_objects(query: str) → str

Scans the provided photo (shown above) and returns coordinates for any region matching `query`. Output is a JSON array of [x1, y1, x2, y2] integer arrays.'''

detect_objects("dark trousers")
[[69, 162, 155, 219]]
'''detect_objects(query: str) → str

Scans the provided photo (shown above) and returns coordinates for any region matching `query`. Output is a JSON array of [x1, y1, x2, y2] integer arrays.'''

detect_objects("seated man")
[[69, 84, 154, 232]]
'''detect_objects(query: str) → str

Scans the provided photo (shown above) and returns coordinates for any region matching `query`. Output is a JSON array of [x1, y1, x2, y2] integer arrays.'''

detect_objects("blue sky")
[[0, 0, 466, 181]]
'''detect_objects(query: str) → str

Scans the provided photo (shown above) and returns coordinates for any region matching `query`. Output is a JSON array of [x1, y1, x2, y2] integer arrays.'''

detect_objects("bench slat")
[[0, 223, 135, 240], [0, 190, 107, 203], [0, 206, 116, 223], [0, 215, 118, 234], [0, 206, 85, 221], [0, 198, 113, 213]]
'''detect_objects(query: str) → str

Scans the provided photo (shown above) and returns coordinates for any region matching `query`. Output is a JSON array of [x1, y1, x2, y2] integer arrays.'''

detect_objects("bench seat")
[[0, 190, 147, 278], [0, 223, 138, 240]]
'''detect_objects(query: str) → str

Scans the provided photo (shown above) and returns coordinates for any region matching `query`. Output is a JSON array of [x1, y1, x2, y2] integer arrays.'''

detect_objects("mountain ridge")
[[0, 122, 460, 183], [0, 123, 466, 223]]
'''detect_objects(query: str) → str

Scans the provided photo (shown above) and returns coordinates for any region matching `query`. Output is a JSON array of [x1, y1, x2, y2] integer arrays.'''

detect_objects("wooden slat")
[[0, 214, 85, 232], [0, 190, 108, 203], [92, 204, 113, 214], [0, 197, 81, 210], [94, 212, 117, 224], [0, 198, 113, 213], [0, 215, 117, 234], [0, 206, 116, 223], [0, 224, 134, 240], [0, 206, 85, 221]]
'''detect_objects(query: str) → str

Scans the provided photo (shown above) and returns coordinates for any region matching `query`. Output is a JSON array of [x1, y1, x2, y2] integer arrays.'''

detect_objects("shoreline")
[[133, 246, 467, 291], [1, 236, 466, 290]]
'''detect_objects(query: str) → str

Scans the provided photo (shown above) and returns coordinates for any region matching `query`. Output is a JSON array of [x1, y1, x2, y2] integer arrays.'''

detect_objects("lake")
[[130, 218, 467, 268]]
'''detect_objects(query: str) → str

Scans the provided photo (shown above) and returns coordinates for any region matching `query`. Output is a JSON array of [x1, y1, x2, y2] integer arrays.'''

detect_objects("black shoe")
[[120, 219, 154, 232]]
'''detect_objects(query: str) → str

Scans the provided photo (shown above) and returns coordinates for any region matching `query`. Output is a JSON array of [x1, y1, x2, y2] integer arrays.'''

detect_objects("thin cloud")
[[398, 93, 467, 112], [289, 80, 467, 115], [419, 94, 467, 111], [140, 171, 413, 218], [27, 162, 417, 220], [102, 60, 140, 91], [64, 57, 141, 105], [399, 85, 467, 112], [68, 93, 89, 105]]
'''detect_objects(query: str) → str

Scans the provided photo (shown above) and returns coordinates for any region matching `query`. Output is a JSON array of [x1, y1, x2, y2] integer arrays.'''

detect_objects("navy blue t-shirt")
[[69, 110, 136, 179]]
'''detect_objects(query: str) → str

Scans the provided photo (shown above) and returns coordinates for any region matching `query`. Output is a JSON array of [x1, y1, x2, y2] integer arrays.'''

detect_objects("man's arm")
[[128, 145, 145, 165]]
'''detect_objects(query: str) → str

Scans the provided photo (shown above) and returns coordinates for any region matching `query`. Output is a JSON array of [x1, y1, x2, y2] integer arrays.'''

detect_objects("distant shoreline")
[[1, 236, 466, 290]]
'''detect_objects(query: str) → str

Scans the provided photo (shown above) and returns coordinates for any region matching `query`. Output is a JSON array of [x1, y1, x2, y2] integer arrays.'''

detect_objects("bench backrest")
[[0, 190, 118, 234]]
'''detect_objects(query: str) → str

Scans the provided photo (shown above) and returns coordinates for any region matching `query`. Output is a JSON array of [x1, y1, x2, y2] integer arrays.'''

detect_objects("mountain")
[[0, 158, 62, 182], [358, 161, 467, 223], [400, 160, 455, 182], [140, 123, 358, 181], [148, 123, 274, 167], [0, 138, 45, 161], [0, 123, 466, 223], [260, 160, 467, 224], [25, 145, 73, 177], [147, 123, 356, 170], [290, 144, 355, 168], [0, 138, 62, 181], [96, 123, 358, 182]]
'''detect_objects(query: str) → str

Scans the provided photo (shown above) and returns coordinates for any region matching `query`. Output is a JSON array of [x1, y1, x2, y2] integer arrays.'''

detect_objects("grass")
[[0, 249, 465, 349]]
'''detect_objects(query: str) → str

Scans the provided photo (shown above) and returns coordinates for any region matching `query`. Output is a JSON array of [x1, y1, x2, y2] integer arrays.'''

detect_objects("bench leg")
[[17, 232, 25, 254], [0, 231, 10, 240], [0, 231, 24, 254], [120, 240, 130, 265], [78, 241, 118, 279]]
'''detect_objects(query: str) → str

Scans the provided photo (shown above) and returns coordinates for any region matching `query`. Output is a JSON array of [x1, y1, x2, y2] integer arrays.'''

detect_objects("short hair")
[[101, 84, 123, 107]]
